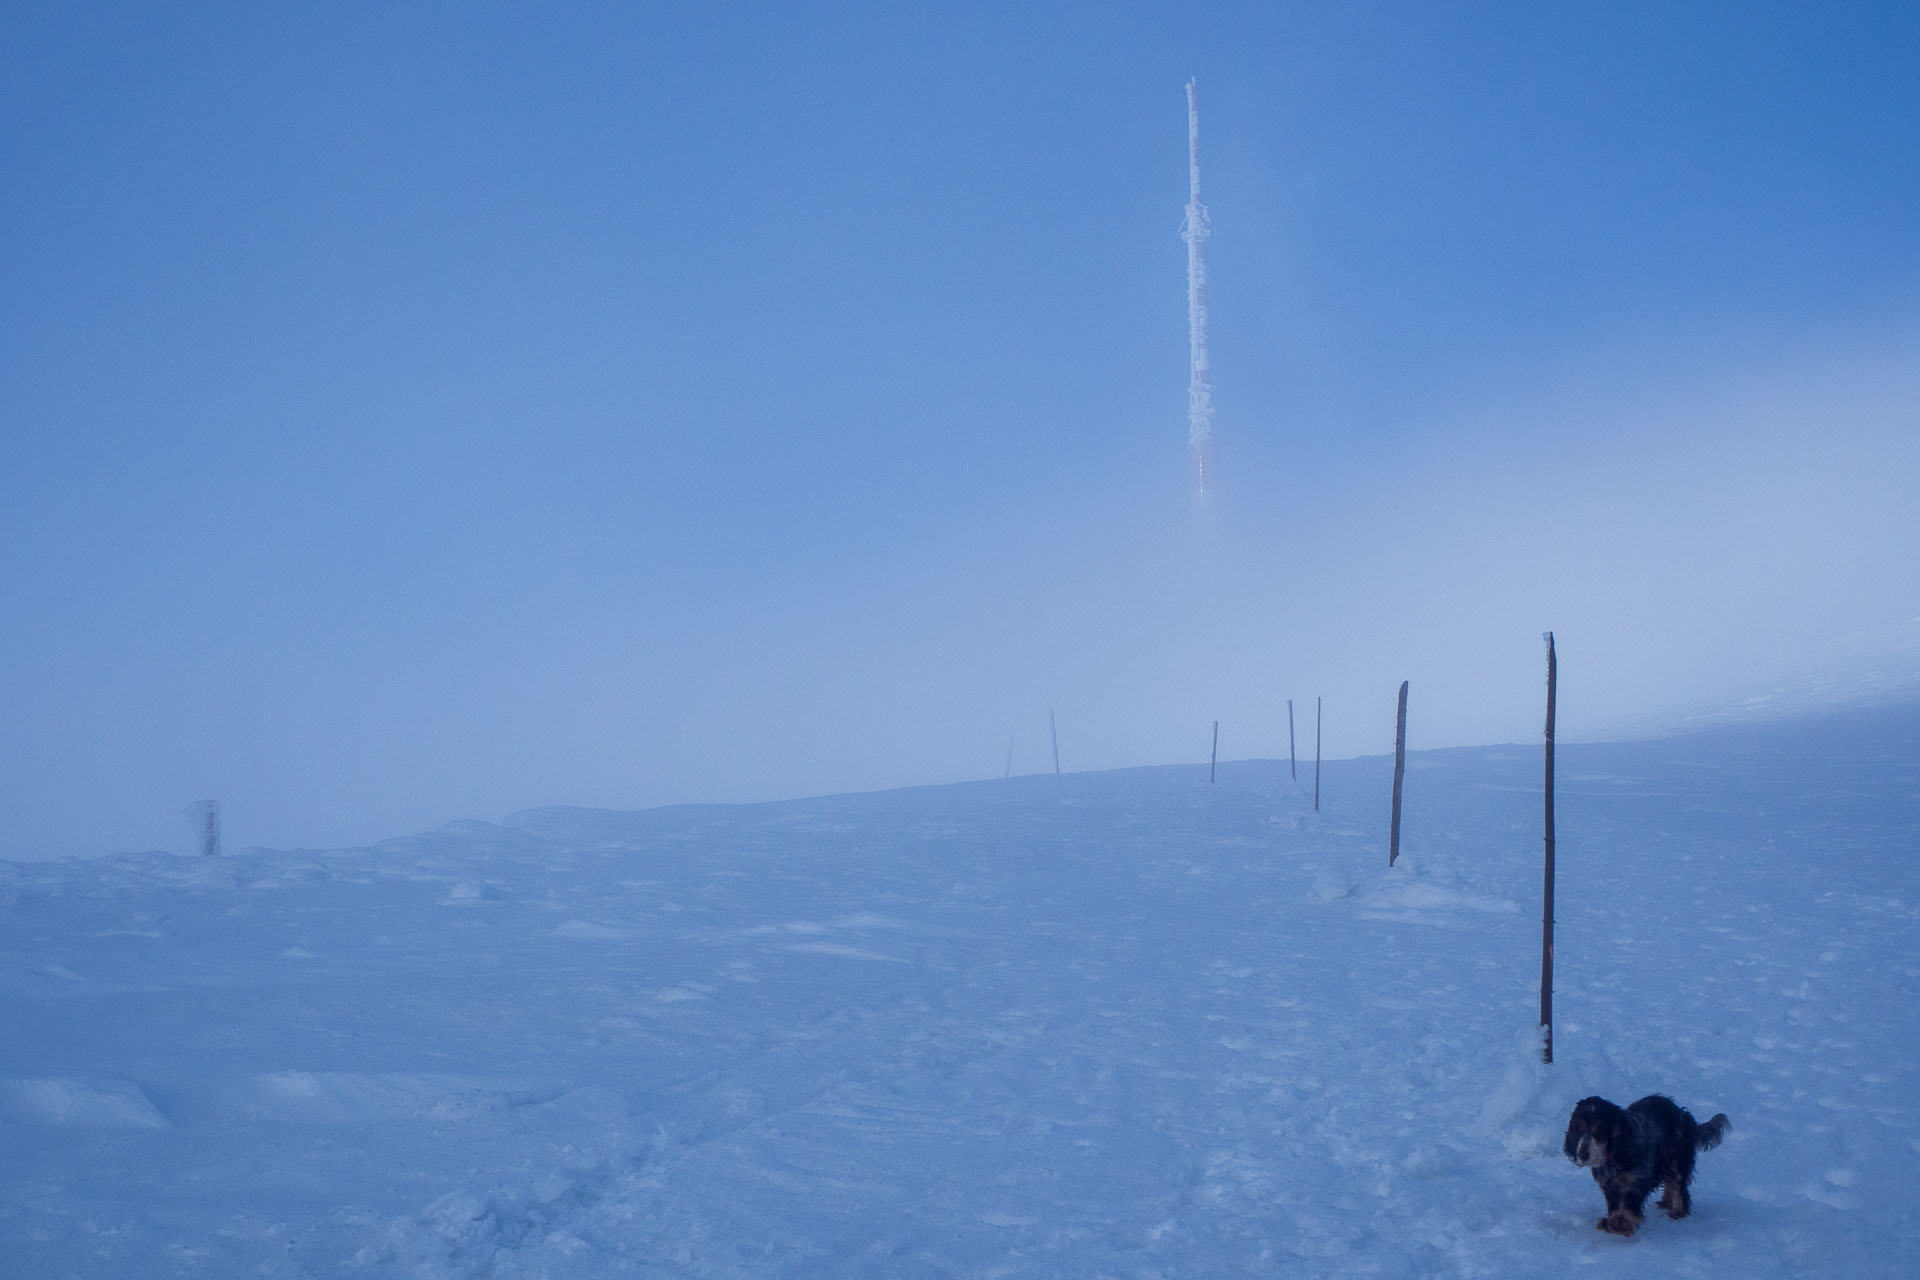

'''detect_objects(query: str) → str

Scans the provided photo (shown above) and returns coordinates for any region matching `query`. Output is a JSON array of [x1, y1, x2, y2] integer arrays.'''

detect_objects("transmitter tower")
[[1181, 78, 1215, 496]]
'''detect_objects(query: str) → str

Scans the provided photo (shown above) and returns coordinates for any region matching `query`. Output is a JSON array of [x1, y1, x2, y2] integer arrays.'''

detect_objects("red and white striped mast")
[[1181, 77, 1216, 497]]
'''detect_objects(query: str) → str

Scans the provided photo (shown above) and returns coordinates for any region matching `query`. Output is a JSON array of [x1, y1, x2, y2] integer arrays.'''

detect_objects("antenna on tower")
[[1181, 77, 1215, 497]]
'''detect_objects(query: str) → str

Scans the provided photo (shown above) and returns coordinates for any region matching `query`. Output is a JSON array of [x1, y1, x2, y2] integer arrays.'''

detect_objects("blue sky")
[[4, 1, 1918, 859]]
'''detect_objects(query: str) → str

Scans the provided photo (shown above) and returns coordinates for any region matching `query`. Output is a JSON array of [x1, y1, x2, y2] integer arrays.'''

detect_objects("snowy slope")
[[3, 706, 1918, 1277]]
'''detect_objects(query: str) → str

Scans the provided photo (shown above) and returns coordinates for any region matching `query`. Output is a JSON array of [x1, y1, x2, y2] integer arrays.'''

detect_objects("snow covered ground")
[[4, 705, 1918, 1277]]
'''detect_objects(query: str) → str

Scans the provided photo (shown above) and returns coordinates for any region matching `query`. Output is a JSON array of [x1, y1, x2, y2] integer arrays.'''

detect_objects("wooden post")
[[1210, 720, 1219, 783], [1389, 681, 1408, 867], [1288, 699, 1296, 780], [1050, 709, 1061, 776], [1314, 697, 1322, 813], [1542, 632, 1557, 1064]]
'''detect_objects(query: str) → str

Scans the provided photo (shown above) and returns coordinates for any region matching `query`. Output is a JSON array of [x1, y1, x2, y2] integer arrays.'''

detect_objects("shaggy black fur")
[[1563, 1094, 1730, 1236]]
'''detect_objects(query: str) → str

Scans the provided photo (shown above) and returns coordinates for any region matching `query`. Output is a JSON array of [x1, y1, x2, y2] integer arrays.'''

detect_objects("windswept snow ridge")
[[3, 707, 1918, 1276]]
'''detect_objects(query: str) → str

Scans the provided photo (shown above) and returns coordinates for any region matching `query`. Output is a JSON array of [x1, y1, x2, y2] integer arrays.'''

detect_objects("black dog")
[[1563, 1095, 1730, 1236]]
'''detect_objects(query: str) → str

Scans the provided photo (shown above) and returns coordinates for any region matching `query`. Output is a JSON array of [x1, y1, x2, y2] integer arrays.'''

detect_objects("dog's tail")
[[1696, 1113, 1731, 1151]]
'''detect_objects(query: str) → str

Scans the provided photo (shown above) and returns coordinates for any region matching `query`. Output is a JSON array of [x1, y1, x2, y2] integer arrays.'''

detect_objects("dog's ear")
[[1563, 1097, 1601, 1160], [1562, 1105, 1586, 1159]]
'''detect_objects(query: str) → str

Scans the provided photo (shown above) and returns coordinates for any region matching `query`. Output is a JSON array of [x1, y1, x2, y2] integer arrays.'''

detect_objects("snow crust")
[[3, 707, 1918, 1276]]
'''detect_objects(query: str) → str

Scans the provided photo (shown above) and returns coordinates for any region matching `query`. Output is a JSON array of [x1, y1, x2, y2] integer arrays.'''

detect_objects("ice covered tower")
[[1180, 77, 1216, 497]]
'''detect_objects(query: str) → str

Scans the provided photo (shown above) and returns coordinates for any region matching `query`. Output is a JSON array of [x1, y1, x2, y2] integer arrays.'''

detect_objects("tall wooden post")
[[1210, 720, 1219, 782], [1314, 697, 1322, 812], [1541, 633, 1557, 1064], [1050, 709, 1061, 776], [1288, 699, 1296, 780], [1389, 681, 1408, 867]]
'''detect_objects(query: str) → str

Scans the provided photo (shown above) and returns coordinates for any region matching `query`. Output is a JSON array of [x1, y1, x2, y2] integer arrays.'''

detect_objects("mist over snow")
[[3, 4, 1918, 863], [4, 326, 1917, 864]]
